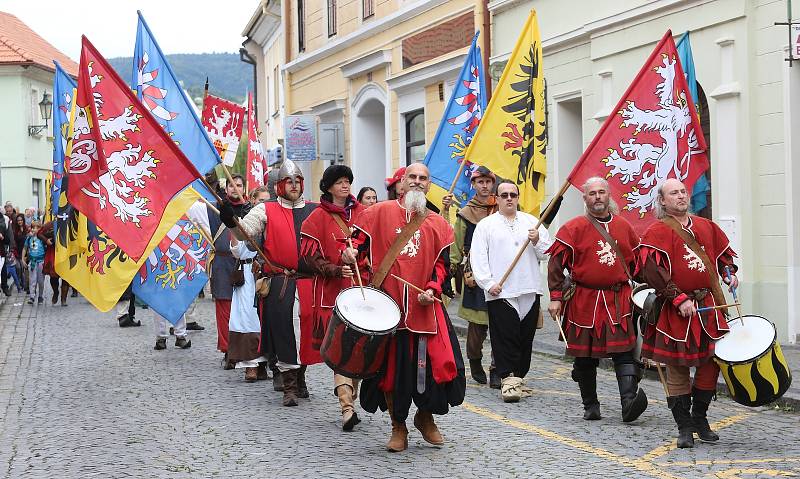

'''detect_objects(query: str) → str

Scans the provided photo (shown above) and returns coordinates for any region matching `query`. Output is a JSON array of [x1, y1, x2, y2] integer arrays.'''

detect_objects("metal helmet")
[[278, 159, 304, 182]]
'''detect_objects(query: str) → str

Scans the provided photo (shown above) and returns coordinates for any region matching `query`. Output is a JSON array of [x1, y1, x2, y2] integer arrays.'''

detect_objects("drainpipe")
[[480, 0, 492, 98]]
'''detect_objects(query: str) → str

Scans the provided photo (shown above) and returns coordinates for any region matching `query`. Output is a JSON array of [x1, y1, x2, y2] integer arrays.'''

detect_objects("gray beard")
[[403, 190, 428, 215]]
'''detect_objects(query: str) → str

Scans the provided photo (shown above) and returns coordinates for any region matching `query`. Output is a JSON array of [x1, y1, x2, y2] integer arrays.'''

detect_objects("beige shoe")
[[336, 384, 361, 431], [413, 410, 444, 446], [501, 375, 523, 403], [384, 393, 408, 452]]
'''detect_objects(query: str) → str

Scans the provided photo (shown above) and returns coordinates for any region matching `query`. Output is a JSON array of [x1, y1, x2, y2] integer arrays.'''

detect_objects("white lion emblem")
[[595, 241, 616, 266], [682, 244, 705, 271], [601, 54, 703, 216], [399, 230, 421, 258]]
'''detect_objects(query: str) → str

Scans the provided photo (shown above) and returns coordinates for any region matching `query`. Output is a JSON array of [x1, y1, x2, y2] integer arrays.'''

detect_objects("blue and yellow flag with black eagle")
[[464, 9, 547, 215], [50, 61, 76, 223]]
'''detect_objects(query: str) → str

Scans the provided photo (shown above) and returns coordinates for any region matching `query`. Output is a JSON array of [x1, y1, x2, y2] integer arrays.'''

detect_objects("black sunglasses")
[[499, 192, 519, 199]]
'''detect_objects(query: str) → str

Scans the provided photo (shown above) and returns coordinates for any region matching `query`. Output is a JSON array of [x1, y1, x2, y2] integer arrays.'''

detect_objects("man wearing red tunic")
[[342, 163, 465, 453], [547, 178, 647, 423], [637, 178, 738, 449], [298, 165, 365, 431], [223, 160, 317, 407]]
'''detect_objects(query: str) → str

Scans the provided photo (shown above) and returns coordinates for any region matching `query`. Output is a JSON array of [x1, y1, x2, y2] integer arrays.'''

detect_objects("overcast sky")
[[0, 1, 258, 60]]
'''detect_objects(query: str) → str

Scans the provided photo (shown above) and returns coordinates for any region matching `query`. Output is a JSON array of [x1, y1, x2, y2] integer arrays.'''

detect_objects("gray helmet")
[[278, 159, 303, 182]]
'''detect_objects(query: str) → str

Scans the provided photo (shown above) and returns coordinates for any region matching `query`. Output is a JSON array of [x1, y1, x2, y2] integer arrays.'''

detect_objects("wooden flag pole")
[[496, 179, 571, 288], [190, 219, 216, 251]]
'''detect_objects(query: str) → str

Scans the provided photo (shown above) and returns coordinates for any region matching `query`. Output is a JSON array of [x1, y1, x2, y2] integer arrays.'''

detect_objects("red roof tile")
[[0, 11, 78, 77]]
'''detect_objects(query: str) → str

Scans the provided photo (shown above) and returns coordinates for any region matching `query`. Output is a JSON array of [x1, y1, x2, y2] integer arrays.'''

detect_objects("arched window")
[[405, 109, 425, 165]]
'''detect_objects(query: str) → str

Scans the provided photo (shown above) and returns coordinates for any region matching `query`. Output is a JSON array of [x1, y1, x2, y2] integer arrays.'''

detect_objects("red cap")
[[385, 167, 406, 189]]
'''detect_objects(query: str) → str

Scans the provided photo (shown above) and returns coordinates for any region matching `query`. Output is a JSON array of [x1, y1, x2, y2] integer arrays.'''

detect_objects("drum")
[[713, 315, 792, 407], [320, 286, 401, 379], [631, 284, 659, 326]]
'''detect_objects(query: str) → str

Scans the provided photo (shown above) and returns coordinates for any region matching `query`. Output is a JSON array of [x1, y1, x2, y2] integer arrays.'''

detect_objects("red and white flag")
[[66, 36, 200, 261], [245, 92, 268, 190], [567, 30, 709, 233], [201, 93, 245, 166]]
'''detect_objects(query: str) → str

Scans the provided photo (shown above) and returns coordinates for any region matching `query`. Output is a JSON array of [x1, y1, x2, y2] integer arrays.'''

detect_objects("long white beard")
[[403, 189, 428, 215]]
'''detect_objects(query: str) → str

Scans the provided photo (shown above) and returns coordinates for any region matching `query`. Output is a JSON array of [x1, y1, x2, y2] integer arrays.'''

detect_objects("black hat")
[[319, 164, 353, 192]]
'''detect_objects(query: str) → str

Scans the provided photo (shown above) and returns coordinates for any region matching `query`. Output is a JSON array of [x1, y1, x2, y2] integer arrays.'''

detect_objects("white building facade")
[[490, 0, 800, 343]]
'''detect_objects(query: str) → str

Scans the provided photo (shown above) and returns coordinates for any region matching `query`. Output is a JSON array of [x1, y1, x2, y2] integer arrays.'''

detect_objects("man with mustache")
[[470, 181, 553, 403], [547, 177, 647, 423], [637, 178, 738, 449], [342, 163, 465, 453], [222, 160, 317, 407]]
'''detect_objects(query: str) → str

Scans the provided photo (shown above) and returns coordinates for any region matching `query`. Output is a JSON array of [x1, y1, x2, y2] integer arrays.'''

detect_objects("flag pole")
[[496, 179, 570, 288]]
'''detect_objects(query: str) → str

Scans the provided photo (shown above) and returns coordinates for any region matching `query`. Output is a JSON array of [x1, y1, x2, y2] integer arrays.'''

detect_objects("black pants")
[[487, 295, 539, 379]]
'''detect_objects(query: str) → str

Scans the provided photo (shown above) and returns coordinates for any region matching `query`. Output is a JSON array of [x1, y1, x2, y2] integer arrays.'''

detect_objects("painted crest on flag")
[[246, 92, 268, 189], [137, 216, 210, 289], [201, 94, 245, 166]]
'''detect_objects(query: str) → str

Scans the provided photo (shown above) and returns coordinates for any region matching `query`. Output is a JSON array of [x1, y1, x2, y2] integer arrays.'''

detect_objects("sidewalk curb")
[[451, 314, 799, 412]]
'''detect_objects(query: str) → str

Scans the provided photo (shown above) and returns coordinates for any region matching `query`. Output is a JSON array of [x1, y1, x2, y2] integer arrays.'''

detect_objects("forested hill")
[[107, 52, 251, 105]]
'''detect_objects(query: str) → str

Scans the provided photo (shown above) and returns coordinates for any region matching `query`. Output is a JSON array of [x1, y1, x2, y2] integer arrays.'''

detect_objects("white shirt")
[[470, 211, 553, 307], [228, 239, 259, 333]]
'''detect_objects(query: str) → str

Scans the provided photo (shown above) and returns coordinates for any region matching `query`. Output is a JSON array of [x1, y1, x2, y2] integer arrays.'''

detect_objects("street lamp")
[[28, 91, 53, 137]]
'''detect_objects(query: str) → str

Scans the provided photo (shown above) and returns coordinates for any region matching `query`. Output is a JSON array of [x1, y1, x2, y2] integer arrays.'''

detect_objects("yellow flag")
[[54, 188, 198, 312], [465, 9, 546, 215]]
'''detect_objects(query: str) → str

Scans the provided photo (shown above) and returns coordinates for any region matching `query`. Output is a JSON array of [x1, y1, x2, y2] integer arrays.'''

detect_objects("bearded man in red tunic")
[[548, 177, 648, 424], [342, 163, 465, 453], [298, 164, 365, 431], [636, 178, 738, 449]]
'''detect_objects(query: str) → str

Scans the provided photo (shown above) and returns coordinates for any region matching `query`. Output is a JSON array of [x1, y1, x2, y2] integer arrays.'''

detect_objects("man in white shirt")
[[470, 181, 553, 403]]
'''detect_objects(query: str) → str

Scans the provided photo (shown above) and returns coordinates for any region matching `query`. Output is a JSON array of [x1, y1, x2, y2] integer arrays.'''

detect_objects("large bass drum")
[[713, 315, 792, 407], [321, 286, 401, 379]]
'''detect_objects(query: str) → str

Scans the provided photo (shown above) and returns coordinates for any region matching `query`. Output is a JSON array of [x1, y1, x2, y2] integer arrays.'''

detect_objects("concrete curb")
[[450, 314, 799, 412]]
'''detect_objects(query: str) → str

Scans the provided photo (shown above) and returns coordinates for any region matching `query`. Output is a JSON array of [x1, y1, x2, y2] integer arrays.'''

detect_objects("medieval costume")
[[38, 221, 71, 306], [226, 160, 317, 406], [548, 214, 647, 422], [637, 215, 736, 447], [351, 199, 465, 452], [208, 195, 251, 365], [298, 165, 366, 430], [449, 167, 498, 386], [228, 239, 268, 381], [470, 210, 552, 402]]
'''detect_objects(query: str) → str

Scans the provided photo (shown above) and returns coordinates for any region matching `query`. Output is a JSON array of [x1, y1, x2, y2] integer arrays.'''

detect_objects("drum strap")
[[369, 211, 428, 288], [329, 212, 351, 237], [661, 217, 727, 307]]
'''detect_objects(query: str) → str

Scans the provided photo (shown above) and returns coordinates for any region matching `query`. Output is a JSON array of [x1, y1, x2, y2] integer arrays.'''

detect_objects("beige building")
[[490, 0, 800, 343], [279, 0, 489, 200]]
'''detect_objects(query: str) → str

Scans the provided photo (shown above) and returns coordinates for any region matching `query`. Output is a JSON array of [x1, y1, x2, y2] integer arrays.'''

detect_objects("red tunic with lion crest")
[[547, 215, 638, 357]]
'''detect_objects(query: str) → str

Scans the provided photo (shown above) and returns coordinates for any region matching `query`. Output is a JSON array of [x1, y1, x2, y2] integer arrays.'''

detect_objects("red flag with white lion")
[[245, 92, 267, 190], [66, 36, 200, 261], [567, 30, 709, 233], [201, 93, 245, 166]]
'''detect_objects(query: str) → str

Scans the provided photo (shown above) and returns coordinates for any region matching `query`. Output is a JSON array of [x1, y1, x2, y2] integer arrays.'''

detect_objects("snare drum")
[[713, 315, 792, 407], [320, 286, 401, 379]]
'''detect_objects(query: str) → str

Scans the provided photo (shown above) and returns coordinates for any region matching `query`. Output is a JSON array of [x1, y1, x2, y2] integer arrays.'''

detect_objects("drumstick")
[[651, 360, 670, 396], [390, 274, 443, 303], [347, 236, 366, 301], [553, 315, 570, 349], [697, 303, 741, 313], [724, 266, 744, 322]]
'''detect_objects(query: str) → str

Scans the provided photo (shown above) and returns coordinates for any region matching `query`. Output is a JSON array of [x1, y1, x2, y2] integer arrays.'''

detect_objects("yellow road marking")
[[713, 468, 797, 478], [463, 401, 684, 479], [641, 412, 752, 462], [659, 458, 800, 467]]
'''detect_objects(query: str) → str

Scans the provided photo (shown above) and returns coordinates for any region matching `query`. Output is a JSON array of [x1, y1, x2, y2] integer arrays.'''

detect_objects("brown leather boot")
[[297, 365, 309, 398], [281, 369, 299, 407], [245, 367, 258, 383], [336, 384, 360, 431], [60, 283, 69, 306], [413, 410, 444, 446], [384, 393, 408, 452]]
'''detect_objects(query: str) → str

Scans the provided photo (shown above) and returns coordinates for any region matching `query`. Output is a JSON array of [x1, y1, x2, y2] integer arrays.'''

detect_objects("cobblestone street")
[[1, 291, 798, 478]]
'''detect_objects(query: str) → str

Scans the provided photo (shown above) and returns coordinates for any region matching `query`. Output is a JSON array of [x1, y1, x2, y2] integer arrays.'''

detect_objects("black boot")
[[118, 313, 141, 328], [489, 367, 501, 389], [667, 394, 695, 448], [691, 388, 719, 442], [272, 366, 284, 391], [614, 362, 648, 423], [470, 359, 487, 384], [297, 365, 309, 398], [281, 370, 299, 407], [572, 362, 601, 420]]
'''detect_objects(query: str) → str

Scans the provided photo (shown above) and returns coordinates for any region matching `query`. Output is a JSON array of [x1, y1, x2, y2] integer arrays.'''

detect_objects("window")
[[30, 88, 39, 124], [32, 178, 41, 211], [363, 0, 374, 19], [327, 0, 337, 37], [298, 0, 305, 52], [273, 65, 280, 115], [405, 109, 425, 165]]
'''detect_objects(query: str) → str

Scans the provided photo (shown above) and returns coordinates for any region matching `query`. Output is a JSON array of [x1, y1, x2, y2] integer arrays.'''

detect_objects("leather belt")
[[575, 281, 627, 323]]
